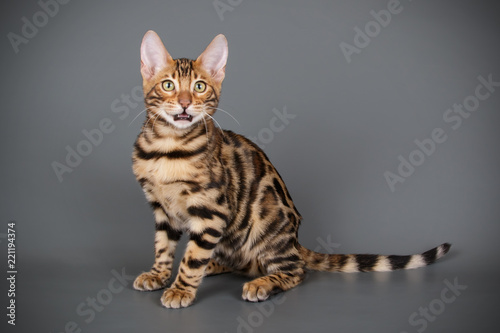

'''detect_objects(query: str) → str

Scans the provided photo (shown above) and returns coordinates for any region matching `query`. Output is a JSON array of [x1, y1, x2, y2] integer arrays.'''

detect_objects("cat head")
[[140, 30, 228, 129]]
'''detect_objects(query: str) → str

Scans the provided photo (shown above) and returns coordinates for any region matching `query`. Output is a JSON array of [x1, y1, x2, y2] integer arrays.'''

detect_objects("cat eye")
[[194, 81, 206, 93], [162, 80, 175, 91]]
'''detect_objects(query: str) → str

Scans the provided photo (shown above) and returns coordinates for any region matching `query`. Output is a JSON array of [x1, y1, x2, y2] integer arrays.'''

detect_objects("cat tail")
[[297, 243, 451, 272]]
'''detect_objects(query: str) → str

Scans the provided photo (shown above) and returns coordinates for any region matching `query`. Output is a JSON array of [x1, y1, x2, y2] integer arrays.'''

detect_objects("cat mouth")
[[173, 111, 193, 122]]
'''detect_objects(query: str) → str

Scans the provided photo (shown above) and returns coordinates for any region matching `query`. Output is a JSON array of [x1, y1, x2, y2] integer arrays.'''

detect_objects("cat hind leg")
[[241, 252, 305, 302], [204, 259, 233, 276]]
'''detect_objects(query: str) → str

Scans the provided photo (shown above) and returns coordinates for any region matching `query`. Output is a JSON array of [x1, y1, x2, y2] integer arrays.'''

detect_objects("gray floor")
[[18, 249, 497, 333], [1, 0, 500, 332]]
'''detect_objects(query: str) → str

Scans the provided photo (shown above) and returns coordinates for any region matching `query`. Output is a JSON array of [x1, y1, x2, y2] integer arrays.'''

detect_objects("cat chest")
[[133, 155, 203, 184], [133, 157, 206, 219]]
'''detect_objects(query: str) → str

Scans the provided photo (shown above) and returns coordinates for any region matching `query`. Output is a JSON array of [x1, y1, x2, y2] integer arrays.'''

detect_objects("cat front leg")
[[161, 207, 227, 308], [133, 204, 182, 291]]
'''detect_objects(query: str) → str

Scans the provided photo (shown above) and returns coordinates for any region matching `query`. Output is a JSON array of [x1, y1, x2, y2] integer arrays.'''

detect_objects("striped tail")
[[298, 243, 451, 272]]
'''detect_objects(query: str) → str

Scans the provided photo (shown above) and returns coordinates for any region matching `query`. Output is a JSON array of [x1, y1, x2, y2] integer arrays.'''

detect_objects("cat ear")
[[140, 30, 173, 81], [196, 34, 228, 84]]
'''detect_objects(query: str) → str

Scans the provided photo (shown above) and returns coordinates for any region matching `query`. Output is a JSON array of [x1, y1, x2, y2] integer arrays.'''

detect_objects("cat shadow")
[[199, 273, 248, 301]]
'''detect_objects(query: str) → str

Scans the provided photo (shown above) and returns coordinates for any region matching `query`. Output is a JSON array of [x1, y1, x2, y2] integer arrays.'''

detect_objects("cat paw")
[[133, 271, 170, 291], [161, 288, 195, 308], [242, 281, 273, 302]]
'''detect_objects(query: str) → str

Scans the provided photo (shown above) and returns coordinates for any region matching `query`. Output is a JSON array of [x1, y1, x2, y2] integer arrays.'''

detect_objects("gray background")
[[1, 0, 499, 332]]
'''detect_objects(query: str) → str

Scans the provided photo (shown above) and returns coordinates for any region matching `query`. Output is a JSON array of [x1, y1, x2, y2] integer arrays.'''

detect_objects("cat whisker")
[[201, 114, 210, 145], [143, 113, 156, 129], [144, 108, 165, 130], [139, 113, 160, 136], [151, 111, 165, 132], [203, 112, 226, 139], [208, 106, 241, 126], [128, 108, 149, 127]]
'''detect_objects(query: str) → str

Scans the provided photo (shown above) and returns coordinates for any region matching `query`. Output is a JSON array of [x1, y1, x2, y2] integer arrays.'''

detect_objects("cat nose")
[[179, 99, 191, 109], [178, 91, 192, 109]]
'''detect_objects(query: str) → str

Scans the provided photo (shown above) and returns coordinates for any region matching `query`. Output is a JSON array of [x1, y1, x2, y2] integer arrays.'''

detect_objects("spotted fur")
[[132, 31, 451, 308]]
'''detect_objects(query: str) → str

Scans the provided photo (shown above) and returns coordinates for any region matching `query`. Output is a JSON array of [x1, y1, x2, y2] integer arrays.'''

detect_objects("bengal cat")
[[132, 31, 451, 308]]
